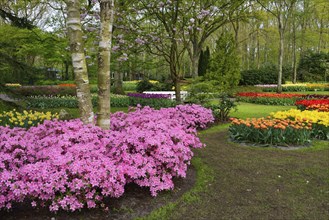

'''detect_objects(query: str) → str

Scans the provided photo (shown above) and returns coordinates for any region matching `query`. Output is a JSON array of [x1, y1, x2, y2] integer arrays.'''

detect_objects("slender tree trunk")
[[278, 27, 284, 93], [113, 70, 124, 94], [64, 60, 69, 80], [66, 0, 94, 124], [170, 41, 181, 102], [96, 0, 115, 129], [292, 14, 297, 83], [190, 42, 201, 78]]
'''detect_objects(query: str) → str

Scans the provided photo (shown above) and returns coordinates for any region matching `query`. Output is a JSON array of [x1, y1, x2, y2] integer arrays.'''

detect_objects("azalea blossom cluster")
[[0, 104, 214, 212]]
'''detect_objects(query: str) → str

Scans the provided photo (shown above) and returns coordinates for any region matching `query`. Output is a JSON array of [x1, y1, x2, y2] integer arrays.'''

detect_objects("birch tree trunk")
[[66, 0, 94, 124], [96, 0, 115, 129]]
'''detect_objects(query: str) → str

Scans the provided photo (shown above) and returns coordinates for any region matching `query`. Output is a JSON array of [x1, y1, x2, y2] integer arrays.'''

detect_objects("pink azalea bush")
[[0, 104, 214, 212]]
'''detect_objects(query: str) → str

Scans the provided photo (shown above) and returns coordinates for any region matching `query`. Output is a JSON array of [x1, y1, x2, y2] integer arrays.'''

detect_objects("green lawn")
[[231, 102, 295, 119]]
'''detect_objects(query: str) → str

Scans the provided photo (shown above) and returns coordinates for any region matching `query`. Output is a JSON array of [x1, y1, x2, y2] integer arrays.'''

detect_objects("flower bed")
[[255, 83, 329, 92], [295, 99, 329, 111], [271, 109, 329, 140], [0, 109, 59, 128], [127, 93, 175, 108], [229, 117, 312, 145], [236, 92, 303, 105], [27, 94, 130, 108], [0, 104, 214, 212]]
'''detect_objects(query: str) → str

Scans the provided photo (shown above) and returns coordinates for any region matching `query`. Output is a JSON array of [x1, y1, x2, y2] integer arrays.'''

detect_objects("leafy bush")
[[297, 50, 329, 82], [239, 64, 290, 86], [8, 86, 76, 97], [128, 96, 175, 109], [229, 117, 312, 146], [205, 93, 237, 123], [0, 104, 214, 212], [186, 82, 216, 104], [136, 79, 155, 93]]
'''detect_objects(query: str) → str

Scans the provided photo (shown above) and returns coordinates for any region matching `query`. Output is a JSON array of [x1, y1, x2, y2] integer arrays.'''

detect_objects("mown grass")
[[231, 102, 295, 119]]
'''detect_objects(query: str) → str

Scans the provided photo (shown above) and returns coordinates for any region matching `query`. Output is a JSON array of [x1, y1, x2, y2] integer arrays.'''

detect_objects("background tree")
[[205, 32, 240, 92], [198, 46, 210, 77], [256, 0, 297, 93]]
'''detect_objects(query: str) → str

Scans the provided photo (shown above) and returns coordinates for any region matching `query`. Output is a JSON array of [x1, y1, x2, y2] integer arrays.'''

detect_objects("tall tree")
[[66, 0, 94, 124], [257, 0, 296, 92], [96, 0, 115, 129], [186, 0, 248, 77]]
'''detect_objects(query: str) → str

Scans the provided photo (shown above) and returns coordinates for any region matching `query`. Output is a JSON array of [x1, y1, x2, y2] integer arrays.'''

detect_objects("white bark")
[[66, 0, 94, 124], [96, 0, 115, 129]]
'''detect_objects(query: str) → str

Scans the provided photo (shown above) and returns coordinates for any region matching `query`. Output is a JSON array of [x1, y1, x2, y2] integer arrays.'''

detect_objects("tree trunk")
[[66, 0, 94, 124], [170, 42, 181, 102], [292, 14, 297, 84], [96, 0, 114, 129], [113, 70, 124, 94], [278, 27, 284, 94], [190, 42, 201, 78]]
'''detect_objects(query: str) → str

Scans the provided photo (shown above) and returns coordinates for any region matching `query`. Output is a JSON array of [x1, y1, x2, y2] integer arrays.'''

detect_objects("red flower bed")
[[296, 99, 329, 112], [236, 92, 303, 98], [58, 83, 76, 88], [295, 99, 329, 107]]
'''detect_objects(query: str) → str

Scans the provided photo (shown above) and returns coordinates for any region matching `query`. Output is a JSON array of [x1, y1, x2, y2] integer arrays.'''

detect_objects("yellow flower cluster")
[[5, 83, 22, 87], [0, 109, 59, 128], [271, 109, 329, 127]]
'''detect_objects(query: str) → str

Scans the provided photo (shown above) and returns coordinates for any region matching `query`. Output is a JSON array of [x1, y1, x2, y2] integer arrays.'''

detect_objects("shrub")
[[0, 104, 214, 212], [136, 79, 155, 93], [205, 93, 237, 123], [186, 82, 216, 104], [229, 117, 312, 146], [239, 64, 290, 86], [8, 86, 76, 97], [127, 93, 176, 109], [297, 50, 329, 82]]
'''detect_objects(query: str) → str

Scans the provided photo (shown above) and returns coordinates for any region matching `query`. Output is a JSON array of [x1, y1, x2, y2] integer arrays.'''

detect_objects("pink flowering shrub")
[[0, 104, 214, 212]]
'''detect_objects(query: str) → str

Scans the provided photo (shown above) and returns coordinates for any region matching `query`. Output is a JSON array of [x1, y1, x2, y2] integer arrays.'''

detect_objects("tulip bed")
[[295, 99, 329, 112], [0, 104, 214, 212], [229, 105, 329, 145], [229, 117, 313, 145], [272, 109, 329, 140], [236, 92, 303, 105], [255, 83, 329, 92]]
